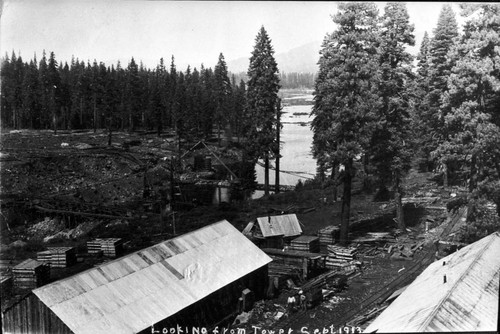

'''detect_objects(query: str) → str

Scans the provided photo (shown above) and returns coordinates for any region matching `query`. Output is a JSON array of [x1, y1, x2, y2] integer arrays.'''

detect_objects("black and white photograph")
[[1, 1, 499, 333]]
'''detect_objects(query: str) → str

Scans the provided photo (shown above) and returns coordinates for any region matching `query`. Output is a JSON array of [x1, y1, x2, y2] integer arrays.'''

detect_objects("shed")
[[244, 214, 302, 249], [2, 220, 272, 333], [364, 231, 500, 333]]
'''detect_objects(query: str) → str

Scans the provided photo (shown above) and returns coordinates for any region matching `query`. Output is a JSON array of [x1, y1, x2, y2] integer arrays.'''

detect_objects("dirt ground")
[[0, 128, 464, 326]]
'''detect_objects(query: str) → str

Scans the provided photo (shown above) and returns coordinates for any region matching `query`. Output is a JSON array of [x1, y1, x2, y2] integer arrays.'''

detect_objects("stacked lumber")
[[290, 236, 320, 253], [48, 247, 77, 268], [318, 225, 340, 245], [36, 250, 52, 263], [12, 259, 50, 291], [87, 239, 103, 255], [87, 238, 124, 258], [100, 238, 124, 258], [326, 245, 358, 269], [37, 247, 77, 268]]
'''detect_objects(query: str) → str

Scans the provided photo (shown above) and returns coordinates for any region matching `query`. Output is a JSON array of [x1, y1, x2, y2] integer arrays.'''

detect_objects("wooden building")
[[2, 220, 272, 334], [365, 231, 500, 333], [243, 214, 303, 248]]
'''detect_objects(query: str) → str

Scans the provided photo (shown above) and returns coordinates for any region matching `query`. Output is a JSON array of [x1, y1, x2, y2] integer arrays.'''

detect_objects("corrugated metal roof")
[[33, 220, 272, 334], [256, 214, 302, 238], [364, 231, 500, 333]]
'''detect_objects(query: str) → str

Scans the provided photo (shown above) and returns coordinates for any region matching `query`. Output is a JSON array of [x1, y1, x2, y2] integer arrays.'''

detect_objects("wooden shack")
[[243, 214, 303, 249], [2, 220, 272, 334]]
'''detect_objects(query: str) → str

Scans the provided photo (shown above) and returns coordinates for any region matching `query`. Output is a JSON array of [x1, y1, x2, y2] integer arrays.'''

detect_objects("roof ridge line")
[[34, 220, 230, 292], [417, 228, 496, 332]]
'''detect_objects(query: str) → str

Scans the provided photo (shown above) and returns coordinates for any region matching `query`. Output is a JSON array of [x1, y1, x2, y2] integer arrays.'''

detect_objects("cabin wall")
[[2, 293, 73, 334], [257, 236, 283, 249], [141, 265, 268, 332]]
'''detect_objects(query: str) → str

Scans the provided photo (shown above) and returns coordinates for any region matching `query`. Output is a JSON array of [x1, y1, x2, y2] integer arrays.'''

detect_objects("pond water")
[[255, 104, 316, 186], [253, 103, 317, 198]]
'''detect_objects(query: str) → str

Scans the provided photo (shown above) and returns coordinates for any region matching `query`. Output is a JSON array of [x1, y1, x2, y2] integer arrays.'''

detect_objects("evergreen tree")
[[126, 57, 140, 131], [200, 65, 215, 138], [229, 76, 246, 143], [168, 56, 178, 130], [155, 58, 167, 136], [371, 2, 415, 230], [413, 32, 433, 171], [1, 52, 24, 129], [21, 58, 40, 128], [186, 67, 203, 139], [47, 52, 61, 133], [58, 62, 71, 130], [311, 3, 380, 245], [104, 65, 120, 144], [434, 4, 500, 238], [214, 53, 232, 146], [245, 26, 281, 195], [420, 5, 459, 182]]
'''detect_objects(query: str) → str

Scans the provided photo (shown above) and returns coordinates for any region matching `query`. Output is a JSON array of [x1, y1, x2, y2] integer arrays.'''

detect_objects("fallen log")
[[33, 205, 130, 220]]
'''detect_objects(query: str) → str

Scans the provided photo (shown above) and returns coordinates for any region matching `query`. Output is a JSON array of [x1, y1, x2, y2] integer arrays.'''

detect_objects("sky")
[[1, 1, 465, 71]]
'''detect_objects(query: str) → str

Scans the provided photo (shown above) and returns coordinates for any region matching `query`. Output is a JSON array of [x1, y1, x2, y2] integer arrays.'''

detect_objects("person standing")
[[299, 290, 306, 311]]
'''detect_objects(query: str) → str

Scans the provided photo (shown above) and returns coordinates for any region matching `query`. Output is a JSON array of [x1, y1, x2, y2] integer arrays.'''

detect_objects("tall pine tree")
[[371, 2, 415, 230], [245, 26, 281, 195], [434, 4, 500, 239], [420, 5, 459, 184], [214, 53, 232, 147], [311, 3, 380, 245]]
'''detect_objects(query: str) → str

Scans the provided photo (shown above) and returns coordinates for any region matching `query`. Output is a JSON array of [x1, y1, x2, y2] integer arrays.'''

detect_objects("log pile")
[[289, 236, 320, 253], [12, 259, 50, 291], [87, 238, 124, 258], [326, 245, 358, 269]]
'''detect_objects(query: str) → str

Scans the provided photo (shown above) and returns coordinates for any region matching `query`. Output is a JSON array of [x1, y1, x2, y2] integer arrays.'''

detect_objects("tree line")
[[1, 54, 312, 138], [1, 51, 248, 143], [312, 3, 500, 245]]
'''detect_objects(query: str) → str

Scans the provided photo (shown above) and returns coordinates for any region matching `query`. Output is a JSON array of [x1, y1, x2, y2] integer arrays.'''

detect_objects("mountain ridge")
[[227, 40, 322, 74]]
